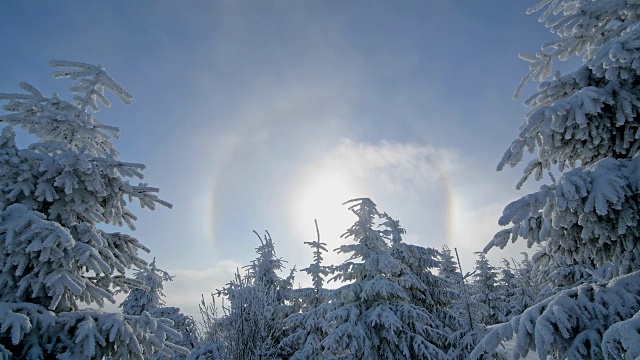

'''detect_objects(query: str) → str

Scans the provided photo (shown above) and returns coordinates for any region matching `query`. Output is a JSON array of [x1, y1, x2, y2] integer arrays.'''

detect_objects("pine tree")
[[507, 254, 538, 320], [120, 258, 198, 360], [497, 254, 538, 322], [382, 214, 461, 342], [300, 220, 329, 307], [279, 221, 330, 359], [384, 218, 464, 358], [438, 245, 462, 286], [289, 198, 451, 359], [121, 258, 173, 316], [475, 1, 640, 358], [446, 249, 490, 360], [245, 231, 288, 292], [214, 269, 282, 360], [496, 259, 516, 322], [0, 60, 186, 358], [470, 252, 502, 326], [149, 307, 200, 360], [214, 231, 294, 360], [379, 211, 405, 246], [531, 248, 598, 301]]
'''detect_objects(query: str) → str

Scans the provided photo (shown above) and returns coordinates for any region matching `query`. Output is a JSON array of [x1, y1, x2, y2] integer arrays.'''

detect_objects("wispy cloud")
[[326, 139, 460, 192], [286, 138, 532, 277], [285, 139, 461, 283]]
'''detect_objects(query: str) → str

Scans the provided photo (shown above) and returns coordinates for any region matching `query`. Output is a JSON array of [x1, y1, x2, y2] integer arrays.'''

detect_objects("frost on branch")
[[0, 303, 188, 359], [0, 61, 181, 358], [469, 252, 502, 326], [208, 231, 295, 360], [286, 199, 455, 359], [121, 259, 198, 359], [501, 3, 640, 186], [483, 0, 640, 357], [487, 156, 640, 279], [121, 258, 174, 316], [602, 309, 640, 359], [472, 271, 640, 360], [49, 59, 132, 113]]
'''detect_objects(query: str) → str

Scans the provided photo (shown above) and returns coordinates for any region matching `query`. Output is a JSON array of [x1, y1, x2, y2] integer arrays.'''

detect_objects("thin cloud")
[[326, 139, 461, 193], [287, 139, 531, 275], [163, 260, 243, 319], [287, 139, 461, 283]]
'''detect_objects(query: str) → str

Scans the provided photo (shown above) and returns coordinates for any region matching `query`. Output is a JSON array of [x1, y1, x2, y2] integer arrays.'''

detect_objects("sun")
[[288, 168, 358, 249]]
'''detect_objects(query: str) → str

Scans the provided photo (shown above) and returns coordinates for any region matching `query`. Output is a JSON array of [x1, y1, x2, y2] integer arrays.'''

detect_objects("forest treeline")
[[2, 0, 640, 358]]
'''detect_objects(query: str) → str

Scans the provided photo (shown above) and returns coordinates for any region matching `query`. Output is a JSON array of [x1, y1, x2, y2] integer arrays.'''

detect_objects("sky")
[[1, 1, 559, 317]]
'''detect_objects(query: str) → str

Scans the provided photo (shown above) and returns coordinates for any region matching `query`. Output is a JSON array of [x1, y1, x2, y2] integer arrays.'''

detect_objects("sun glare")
[[289, 169, 358, 251]]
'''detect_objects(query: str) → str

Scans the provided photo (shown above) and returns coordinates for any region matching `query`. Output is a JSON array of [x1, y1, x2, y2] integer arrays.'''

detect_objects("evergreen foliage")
[[300, 219, 329, 307], [498, 254, 537, 321], [206, 231, 294, 360], [215, 269, 282, 360], [478, 0, 640, 357], [120, 258, 198, 360], [470, 252, 501, 326], [150, 307, 199, 360], [438, 245, 462, 286], [121, 258, 173, 316], [435, 246, 489, 360], [0, 60, 185, 359], [286, 198, 453, 359]]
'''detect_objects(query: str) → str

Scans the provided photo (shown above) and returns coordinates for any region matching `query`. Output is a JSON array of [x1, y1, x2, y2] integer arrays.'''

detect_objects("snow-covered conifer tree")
[[288, 198, 452, 359], [438, 245, 462, 285], [0, 60, 186, 358], [381, 214, 461, 339], [531, 248, 598, 301], [212, 232, 294, 360], [185, 342, 222, 360], [245, 231, 287, 292], [379, 211, 406, 246], [300, 219, 329, 307], [120, 258, 198, 360], [470, 252, 502, 326], [278, 220, 330, 358], [496, 255, 538, 322], [501, 254, 537, 321], [121, 257, 173, 316], [149, 307, 200, 360], [214, 269, 283, 360], [475, 1, 640, 358], [496, 259, 517, 322], [437, 245, 487, 360]]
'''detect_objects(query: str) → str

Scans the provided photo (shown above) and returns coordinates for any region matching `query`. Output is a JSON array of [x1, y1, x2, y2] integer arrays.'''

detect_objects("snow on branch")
[[50, 59, 132, 112]]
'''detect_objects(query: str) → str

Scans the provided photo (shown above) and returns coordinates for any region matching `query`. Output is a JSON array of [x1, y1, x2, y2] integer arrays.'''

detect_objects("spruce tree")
[[121, 258, 172, 316], [438, 245, 462, 286], [0, 60, 185, 358], [279, 221, 330, 359], [149, 307, 199, 360], [470, 252, 502, 326], [289, 198, 451, 359], [120, 258, 198, 360], [383, 214, 461, 343], [215, 231, 293, 360], [503, 254, 538, 321], [300, 220, 329, 307], [475, 1, 640, 358]]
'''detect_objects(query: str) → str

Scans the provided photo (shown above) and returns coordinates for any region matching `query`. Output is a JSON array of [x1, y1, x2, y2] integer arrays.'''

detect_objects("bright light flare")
[[288, 168, 360, 261]]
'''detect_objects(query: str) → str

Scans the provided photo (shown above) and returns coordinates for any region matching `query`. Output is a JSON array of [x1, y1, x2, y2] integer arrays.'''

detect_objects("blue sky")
[[2, 1, 556, 316]]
